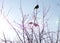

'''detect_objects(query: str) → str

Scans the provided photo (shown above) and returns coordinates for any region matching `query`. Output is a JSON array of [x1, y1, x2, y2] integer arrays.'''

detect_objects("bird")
[[34, 4, 39, 9]]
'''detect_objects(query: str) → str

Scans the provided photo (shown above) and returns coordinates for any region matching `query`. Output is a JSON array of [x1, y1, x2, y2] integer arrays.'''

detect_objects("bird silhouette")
[[34, 4, 39, 9]]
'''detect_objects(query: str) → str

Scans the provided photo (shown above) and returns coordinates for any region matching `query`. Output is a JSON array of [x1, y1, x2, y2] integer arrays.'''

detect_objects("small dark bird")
[[34, 4, 39, 9]]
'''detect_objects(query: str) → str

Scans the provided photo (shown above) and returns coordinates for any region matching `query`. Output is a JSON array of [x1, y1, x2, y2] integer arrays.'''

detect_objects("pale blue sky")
[[0, 0, 60, 31]]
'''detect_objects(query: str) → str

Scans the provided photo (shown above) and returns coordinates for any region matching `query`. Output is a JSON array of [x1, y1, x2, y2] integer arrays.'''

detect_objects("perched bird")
[[34, 4, 39, 9]]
